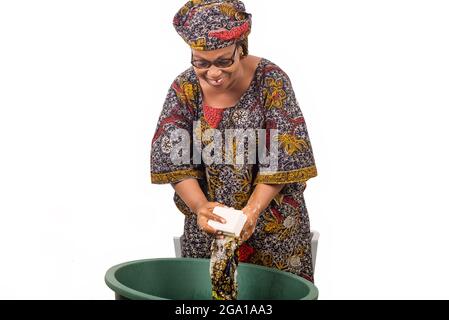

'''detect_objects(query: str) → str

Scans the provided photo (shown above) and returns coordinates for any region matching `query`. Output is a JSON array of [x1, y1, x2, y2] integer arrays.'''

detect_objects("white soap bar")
[[208, 206, 247, 237]]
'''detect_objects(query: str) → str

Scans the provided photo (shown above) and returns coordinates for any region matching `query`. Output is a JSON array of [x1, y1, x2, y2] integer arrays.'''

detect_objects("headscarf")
[[173, 0, 252, 51]]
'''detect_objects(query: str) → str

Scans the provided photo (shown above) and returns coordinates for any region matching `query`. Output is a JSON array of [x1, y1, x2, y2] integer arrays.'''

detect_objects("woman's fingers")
[[198, 209, 226, 223], [198, 216, 217, 234], [202, 224, 217, 234], [211, 213, 226, 223], [196, 201, 229, 234], [202, 204, 227, 223]]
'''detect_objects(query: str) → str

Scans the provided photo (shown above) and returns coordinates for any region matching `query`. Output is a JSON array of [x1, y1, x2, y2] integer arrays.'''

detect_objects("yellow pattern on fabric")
[[263, 77, 287, 109], [232, 167, 252, 209], [181, 81, 199, 106], [189, 37, 207, 50], [273, 193, 284, 206], [180, 6, 189, 15], [294, 246, 305, 258], [250, 251, 274, 268], [220, 3, 238, 17], [262, 210, 283, 234], [262, 253, 273, 267], [277, 134, 309, 156], [233, 192, 250, 209], [151, 169, 204, 184], [274, 260, 288, 271], [277, 226, 294, 241], [235, 172, 251, 192], [255, 166, 317, 184], [205, 166, 224, 201], [180, 0, 204, 16]]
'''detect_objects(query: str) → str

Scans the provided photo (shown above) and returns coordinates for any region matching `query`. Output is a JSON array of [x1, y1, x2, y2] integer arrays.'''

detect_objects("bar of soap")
[[208, 206, 248, 237]]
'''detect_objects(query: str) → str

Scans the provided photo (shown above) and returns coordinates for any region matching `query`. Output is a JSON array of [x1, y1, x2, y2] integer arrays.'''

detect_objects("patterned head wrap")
[[173, 0, 252, 51]]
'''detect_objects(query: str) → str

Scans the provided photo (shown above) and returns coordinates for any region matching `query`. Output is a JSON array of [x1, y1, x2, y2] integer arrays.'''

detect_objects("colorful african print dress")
[[151, 58, 318, 283]]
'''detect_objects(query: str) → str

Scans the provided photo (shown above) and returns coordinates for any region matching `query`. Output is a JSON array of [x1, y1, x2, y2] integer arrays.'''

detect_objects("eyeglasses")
[[191, 45, 238, 69]]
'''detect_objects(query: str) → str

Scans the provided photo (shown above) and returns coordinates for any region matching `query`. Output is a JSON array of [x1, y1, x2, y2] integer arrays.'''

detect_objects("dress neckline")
[[196, 57, 265, 111]]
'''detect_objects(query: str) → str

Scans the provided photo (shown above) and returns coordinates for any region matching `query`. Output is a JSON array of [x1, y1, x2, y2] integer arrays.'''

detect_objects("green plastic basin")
[[105, 258, 318, 300]]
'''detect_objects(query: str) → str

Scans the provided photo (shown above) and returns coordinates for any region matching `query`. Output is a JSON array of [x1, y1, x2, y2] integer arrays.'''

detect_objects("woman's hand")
[[240, 204, 262, 242], [195, 201, 226, 235]]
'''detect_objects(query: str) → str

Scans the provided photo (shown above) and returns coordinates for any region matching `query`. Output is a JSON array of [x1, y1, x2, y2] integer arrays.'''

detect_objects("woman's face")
[[191, 44, 243, 90]]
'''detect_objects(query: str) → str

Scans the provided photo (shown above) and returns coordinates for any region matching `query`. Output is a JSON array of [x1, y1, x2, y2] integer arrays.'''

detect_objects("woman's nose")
[[207, 65, 223, 78]]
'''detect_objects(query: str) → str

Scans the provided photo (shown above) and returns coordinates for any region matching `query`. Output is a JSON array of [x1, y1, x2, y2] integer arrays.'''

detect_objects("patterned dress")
[[151, 57, 318, 282]]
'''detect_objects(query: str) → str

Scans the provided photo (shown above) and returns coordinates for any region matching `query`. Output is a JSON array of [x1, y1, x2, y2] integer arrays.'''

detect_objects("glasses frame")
[[191, 45, 238, 69]]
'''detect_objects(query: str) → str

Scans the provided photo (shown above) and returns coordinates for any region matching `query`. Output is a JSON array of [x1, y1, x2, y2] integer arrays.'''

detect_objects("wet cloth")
[[210, 236, 240, 300]]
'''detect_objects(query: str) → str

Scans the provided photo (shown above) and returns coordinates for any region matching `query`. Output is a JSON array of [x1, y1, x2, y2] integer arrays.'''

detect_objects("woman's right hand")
[[195, 201, 226, 234]]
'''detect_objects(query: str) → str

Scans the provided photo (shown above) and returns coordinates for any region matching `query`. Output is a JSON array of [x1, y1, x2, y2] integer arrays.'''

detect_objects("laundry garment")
[[209, 236, 240, 300]]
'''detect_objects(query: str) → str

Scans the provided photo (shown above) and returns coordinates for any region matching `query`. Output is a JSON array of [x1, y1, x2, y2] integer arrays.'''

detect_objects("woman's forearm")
[[171, 178, 208, 214], [246, 183, 285, 215], [239, 183, 285, 241]]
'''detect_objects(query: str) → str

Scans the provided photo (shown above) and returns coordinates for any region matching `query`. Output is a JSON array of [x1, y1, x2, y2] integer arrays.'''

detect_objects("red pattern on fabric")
[[209, 22, 250, 41], [291, 117, 305, 125], [265, 119, 277, 150], [238, 242, 255, 262], [270, 207, 284, 223], [152, 114, 186, 144], [171, 82, 195, 115], [185, 9, 198, 27], [204, 104, 225, 128], [282, 196, 300, 208], [300, 273, 314, 283]]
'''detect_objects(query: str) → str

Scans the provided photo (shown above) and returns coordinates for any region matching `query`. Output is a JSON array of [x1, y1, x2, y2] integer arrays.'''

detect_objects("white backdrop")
[[1, 0, 449, 299]]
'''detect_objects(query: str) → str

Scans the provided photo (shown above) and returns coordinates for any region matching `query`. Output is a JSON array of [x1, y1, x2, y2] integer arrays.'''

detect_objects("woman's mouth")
[[207, 77, 224, 86]]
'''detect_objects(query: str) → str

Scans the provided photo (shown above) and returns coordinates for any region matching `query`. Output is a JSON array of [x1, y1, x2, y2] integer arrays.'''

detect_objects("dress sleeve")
[[150, 76, 204, 184], [255, 67, 318, 185]]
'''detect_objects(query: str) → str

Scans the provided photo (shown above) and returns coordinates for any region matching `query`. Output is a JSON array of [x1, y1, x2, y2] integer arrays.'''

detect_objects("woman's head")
[[191, 41, 246, 89], [173, 1, 251, 90]]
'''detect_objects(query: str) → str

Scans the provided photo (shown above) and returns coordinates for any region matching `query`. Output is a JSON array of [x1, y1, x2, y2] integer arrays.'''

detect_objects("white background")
[[1, 0, 448, 299]]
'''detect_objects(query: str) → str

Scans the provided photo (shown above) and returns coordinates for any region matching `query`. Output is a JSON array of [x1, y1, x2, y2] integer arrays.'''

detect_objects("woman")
[[150, 0, 318, 293]]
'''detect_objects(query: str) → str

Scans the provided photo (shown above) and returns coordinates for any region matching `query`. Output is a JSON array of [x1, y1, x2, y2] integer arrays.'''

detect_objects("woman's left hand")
[[239, 204, 261, 242]]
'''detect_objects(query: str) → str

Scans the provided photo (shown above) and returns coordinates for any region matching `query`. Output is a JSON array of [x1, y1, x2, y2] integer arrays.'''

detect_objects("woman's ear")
[[238, 45, 245, 58]]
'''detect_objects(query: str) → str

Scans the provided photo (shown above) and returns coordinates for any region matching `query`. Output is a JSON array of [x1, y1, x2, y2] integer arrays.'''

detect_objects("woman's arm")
[[240, 183, 285, 241], [171, 178, 226, 233], [246, 183, 285, 215], [171, 178, 208, 213]]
